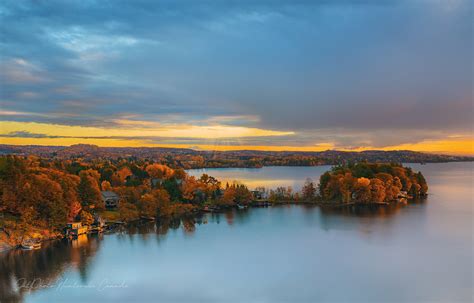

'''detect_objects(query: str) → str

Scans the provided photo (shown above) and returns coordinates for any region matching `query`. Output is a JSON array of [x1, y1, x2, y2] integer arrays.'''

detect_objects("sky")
[[0, 0, 472, 155]]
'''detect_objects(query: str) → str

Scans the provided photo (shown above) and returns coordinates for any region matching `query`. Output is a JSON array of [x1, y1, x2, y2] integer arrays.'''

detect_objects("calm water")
[[1, 163, 472, 303], [188, 165, 333, 191]]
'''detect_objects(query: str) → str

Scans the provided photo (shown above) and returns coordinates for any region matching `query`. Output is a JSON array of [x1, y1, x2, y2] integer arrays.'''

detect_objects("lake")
[[1, 163, 472, 302]]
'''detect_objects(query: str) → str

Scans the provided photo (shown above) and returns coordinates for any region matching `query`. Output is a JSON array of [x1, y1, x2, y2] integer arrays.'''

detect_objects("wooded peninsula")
[[0, 155, 427, 251]]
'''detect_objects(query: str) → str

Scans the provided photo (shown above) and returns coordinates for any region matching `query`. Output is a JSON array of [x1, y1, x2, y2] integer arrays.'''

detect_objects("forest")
[[1, 144, 471, 169], [0, 156, 255, 233], [318, 162, 428, 204], [0, 156, 428, 244]]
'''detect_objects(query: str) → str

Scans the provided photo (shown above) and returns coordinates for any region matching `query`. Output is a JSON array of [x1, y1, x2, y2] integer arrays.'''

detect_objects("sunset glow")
[[1, 120, 472, 155], [0, 0, 472, 155], [1, 1, 473, 302]]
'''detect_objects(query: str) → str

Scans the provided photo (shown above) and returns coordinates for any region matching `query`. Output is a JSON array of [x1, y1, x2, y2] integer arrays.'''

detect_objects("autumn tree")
[[138, 194, 158, 217], [234, 184, 252, 205], [353, 177, 371, 203], [302, 178, 316, 200], [220, 186, 237, 206], [47, 169, 82, 221], [118, 201, 139, 222], [152, 189, 171, 217], [415, 172, 428, 196], [27, 173, 68, 227], [370, 178, 386, 202], [101, 180, 112, 191], [319, 163, 426, 203], [78, 169, 103, 210], [319, 172, 331, 197], [79, 209, 94, 225], [117, 166, 133, 184], [146, 164, 174, 180]]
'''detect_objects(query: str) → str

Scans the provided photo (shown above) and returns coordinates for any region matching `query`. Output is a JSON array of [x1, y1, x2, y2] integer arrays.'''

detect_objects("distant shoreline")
[[1, 144, 472, 170], [184, 161, 473, 170]]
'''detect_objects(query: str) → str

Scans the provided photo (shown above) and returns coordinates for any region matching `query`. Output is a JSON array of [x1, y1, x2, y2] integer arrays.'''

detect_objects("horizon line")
[[1, 142, 472, 157]]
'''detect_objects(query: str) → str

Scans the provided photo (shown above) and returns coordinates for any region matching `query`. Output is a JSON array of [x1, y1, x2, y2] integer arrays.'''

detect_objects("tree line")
[[0, 156, 253, 231], [318, 162, 428, 203], [0, 156, 428, 233]]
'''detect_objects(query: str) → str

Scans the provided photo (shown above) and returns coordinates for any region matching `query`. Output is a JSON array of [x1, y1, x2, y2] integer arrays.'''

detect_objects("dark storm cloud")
[[0, 130, 302, 146], [0, 0, 472, 146], [0, 131, 58, 139]]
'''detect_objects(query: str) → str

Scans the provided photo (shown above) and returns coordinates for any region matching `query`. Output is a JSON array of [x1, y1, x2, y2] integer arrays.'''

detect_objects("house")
[[251, 190, 266, 200], [398, 191, 408, 198], [101, 191, 120, 209], [397, 191, 413, 200], [151, 178, 163, 188]]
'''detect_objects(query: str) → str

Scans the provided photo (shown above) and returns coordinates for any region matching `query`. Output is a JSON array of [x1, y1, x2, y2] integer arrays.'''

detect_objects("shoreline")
[[184, 161, 472, 170], [0, 198, 421, 254]]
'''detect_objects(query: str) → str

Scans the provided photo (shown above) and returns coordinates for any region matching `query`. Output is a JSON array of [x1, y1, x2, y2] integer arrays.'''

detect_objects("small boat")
[[90, 216, 106, 234], [90, 226, 103, 234], [237, 204, 248, 210], [140, 216, 155, 221], [203, 206, 220, 213], [21, 241, 41, 250], [398, 198, 408, 204]]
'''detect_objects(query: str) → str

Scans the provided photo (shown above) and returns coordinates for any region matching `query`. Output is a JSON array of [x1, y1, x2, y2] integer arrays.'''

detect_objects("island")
[[318, 162, 428, 204]]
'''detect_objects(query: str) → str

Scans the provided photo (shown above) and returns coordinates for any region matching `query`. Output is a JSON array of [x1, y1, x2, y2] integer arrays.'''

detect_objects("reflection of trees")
[[224, 211, 234, 225], [0, 235, 100, 303], [318, 199, 428, 233], [202, 209, 251, 227], [182, 218, 196, 235], [320, 199, 426, 218], [194, 214, 207, 226], [1, 202, 428, 302], [155, 217, 197, 236], [320, 204, 402, 218], [233, 209, 251, 224]]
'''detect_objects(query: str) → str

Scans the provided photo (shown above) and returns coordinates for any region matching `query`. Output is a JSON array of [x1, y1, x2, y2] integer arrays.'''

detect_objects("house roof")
[[101, 191, 119, 199]]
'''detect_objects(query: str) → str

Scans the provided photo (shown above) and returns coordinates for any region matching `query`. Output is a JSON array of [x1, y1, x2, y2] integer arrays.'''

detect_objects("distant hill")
[[0, 144, 472, 169]]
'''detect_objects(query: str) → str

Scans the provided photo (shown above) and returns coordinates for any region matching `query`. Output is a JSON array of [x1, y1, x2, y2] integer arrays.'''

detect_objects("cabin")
[[101, 191, 120, 209], [398, 191, 413, 200], [151, 178, 163, 188], [251, 190, 266, 200], [398, 191, 408, 198]]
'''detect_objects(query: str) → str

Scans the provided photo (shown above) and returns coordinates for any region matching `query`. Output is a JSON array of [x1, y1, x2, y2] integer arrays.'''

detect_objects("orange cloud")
[[353, 139, 474, 156], [1, 121, 472, 155]]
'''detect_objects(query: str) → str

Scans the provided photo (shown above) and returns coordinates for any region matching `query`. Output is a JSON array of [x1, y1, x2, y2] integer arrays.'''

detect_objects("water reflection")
[[319, 198, 427, 218], [0, 217, 203, 303], [1, 163, 471, 303], [0, 235, 101, 303], [0, 201, 431, 303], [187, 166, 332, 191]]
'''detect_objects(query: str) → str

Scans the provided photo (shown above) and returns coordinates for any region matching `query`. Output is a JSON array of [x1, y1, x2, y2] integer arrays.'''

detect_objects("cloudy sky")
[[0, 0, 472, 154]]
